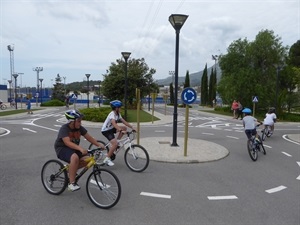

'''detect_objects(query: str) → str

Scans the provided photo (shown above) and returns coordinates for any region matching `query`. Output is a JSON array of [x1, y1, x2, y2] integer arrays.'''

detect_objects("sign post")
[[181, 88, 197, 156], [252, 96, 259, 117]]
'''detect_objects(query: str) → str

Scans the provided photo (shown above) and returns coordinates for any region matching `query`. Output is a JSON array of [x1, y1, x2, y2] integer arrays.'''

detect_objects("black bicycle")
[[247, 133, 266, 161], [41, 147, 121, 209]]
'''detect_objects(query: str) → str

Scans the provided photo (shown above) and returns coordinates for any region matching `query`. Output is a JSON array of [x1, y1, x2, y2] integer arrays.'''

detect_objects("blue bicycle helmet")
[[65, 110, 84, 121], [242, 108, 252, 115], [110, 100, 122, 109]]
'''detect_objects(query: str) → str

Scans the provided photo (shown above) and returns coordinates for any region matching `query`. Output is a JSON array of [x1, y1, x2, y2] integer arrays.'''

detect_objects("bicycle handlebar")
[[87, 147, 104, 154]]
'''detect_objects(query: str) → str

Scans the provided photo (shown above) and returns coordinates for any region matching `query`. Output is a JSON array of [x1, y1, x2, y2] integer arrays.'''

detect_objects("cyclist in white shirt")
[[263, 107, 277, 134], [101, 100, 135, 166]]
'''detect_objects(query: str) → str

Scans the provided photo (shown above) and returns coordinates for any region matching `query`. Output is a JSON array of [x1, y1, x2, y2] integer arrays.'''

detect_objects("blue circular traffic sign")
[[181, 87, 197, 105]]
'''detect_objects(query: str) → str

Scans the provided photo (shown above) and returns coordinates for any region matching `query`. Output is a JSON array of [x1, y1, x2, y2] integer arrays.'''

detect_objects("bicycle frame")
[[57, 150, 104, 183]]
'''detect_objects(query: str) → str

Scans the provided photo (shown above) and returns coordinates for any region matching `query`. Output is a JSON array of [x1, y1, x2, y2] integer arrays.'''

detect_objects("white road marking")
[[224, 129, 233, 131], [140, 192, 171, 199], [54, 125, 62, 127], [0, 128, 10, 137], [297, 162, 300, 167], [226, 136, 239, 139], [296, 175, 300, 180], [22, 128, 37, 133], [207, 195, 238, 200], [202, 133, 214, 135], [282, 134, 300, 145], [263, 144, 272, 148], [265, 186, 287, 193], [282, 152, 292, 157]]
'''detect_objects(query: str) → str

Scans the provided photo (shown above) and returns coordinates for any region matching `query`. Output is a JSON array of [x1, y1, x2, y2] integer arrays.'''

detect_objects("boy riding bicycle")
[[263, 107, 277, 134], [242, 108, 262, 142], [54, 110, 104, 191], [101, 100, 136, 166]]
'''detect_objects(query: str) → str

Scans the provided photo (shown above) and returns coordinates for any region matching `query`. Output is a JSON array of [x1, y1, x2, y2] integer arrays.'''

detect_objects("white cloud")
[[1, 0, 299, 87]]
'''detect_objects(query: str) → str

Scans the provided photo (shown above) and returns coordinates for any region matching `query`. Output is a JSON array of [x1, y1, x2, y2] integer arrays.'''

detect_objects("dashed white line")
[[202, 133, 214, 135], [155, 130, 166, 133], [226, 136, 239, 139], [207, 195, 238, 200], [22, 128, 37, 133], [282, 152, 292, 157], [265, 186, 287, 193], [140, 192, 171, 199]]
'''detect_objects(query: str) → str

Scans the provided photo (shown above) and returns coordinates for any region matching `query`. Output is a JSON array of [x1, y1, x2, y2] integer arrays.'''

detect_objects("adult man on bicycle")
[[54, 110, 104, 192], [101, 100, 136, 166]]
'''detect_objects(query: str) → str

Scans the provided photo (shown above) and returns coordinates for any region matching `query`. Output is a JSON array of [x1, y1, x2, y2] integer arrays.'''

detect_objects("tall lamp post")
[[98, 80, 102, 107], [8, 80, 12, 101], [33, 67, 43, 106], [7, 45, 14, 90], [121, 52, 131, 120], [85, 74, 91, 108], [169, 14, 188, 147], [275, 65, 283, 112], [12, 73, 18, 109], [39, 78, 43, 104]]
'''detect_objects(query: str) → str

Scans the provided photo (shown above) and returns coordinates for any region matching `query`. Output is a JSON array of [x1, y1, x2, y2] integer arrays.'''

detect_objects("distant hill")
[[155, 64, 222, 87]]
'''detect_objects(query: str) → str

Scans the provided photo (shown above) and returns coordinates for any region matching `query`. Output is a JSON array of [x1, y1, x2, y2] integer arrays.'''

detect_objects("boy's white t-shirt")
[[243, 116, 257, 130], [263, 113, 277, 125], [101, 111, 122, 132]]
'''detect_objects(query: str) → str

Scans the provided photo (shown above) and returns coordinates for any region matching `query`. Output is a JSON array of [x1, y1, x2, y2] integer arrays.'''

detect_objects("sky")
[[1, 0, 299, 88]]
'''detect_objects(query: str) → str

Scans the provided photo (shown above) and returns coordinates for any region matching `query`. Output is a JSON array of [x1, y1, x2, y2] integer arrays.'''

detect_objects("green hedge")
[[40, 99, 65, 106]]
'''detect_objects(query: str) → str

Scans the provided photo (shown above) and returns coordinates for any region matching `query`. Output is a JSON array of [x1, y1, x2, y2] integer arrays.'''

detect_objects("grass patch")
[[0, 108, 40, 116]]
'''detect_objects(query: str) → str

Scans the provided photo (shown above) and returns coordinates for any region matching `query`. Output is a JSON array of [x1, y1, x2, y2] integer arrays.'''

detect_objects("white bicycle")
[[89, 131, 149, 172]]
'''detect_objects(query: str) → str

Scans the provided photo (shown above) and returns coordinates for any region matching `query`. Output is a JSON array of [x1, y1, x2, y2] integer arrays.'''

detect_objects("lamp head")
[[169, 14, 188, 31], [121, 52, 131, 60]]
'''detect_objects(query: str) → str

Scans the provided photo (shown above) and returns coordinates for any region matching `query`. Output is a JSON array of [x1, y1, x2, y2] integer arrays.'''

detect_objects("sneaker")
[[103, 157, 114, 166], [255, 138, 260, 143], [68, 183, 80, 192]]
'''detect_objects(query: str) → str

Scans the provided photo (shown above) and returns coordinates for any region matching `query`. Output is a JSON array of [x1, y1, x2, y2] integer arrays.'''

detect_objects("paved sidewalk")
[[1, 106, 299, 163]]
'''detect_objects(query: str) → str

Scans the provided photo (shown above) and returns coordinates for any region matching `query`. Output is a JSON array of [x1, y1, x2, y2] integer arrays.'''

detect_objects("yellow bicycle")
[[41, 147, 121, 209]]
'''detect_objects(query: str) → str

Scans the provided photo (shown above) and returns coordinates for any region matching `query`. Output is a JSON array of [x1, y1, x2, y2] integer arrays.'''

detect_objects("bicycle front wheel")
[[124, 144, 149, 172], [41, 159, 68, 195], [257, 136, 266, 155], [247, 140, 258, 161], [86, 168, 121, 209], [0, 104, 7, 110]]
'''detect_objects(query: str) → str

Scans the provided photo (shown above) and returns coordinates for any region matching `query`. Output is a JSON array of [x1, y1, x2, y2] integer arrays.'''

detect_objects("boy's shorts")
[[245, 129, 257, 139], [57, 147, 83, 163]]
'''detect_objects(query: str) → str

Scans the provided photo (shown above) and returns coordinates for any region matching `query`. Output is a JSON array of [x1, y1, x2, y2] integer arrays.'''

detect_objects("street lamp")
[[98, 80, 102, 107], [8, 80, 12, 101], [7, 45, 14, 89], [121, 52, 131, 120], [275, 65, 283, 112], [85, 74, 91, 108], [169, 14, 188, 147], [33, 67, 43, 106], [39, 78, 43, 104], [12, 73, 18, 109]]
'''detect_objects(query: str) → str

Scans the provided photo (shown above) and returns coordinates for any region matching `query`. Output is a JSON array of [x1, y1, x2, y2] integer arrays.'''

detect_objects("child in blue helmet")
[[101, 100, 136, 166], [242, 108, 262, 142]]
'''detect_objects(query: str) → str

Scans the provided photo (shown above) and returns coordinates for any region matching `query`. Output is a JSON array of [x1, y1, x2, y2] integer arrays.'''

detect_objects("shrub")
[[41, 99, 65, 106], [79, 107, 111, 122]]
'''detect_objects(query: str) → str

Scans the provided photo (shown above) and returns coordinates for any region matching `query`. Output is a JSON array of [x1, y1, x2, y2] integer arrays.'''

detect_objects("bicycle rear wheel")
[[261, 128, 267, 141], [86, 168, 121, 209], [124, 144, 149, 172], [41, 159, 68, 195], [247, 140, 258, 161]]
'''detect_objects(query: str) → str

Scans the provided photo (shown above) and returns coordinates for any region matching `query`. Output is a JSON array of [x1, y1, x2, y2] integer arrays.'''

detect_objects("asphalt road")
[[0, 105, 299, 225]]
